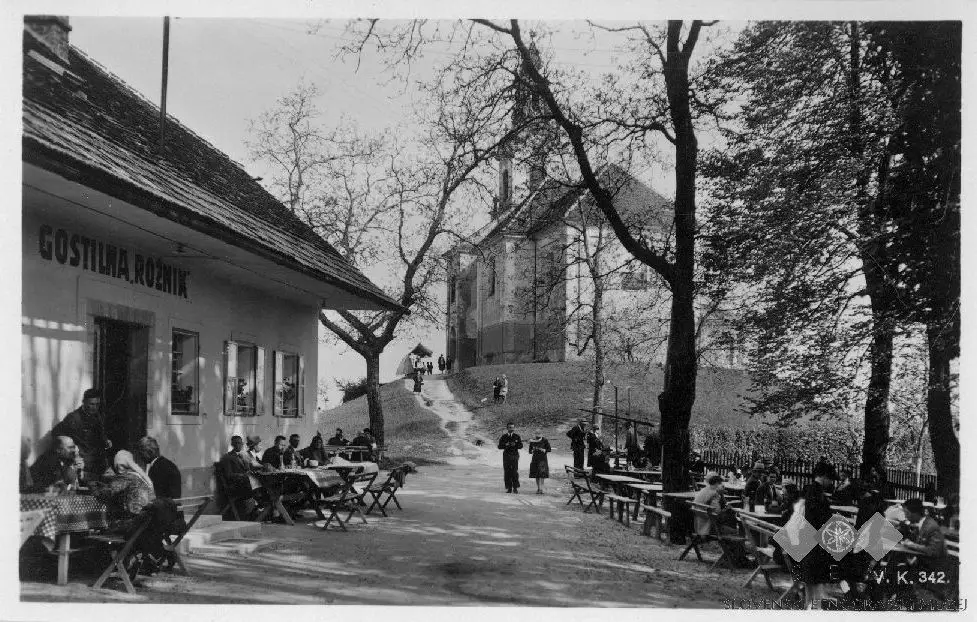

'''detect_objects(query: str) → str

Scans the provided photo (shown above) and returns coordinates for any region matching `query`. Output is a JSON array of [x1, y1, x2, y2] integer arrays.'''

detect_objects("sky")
[[62, 16, 681, 407], [6, 3, 975, 411]]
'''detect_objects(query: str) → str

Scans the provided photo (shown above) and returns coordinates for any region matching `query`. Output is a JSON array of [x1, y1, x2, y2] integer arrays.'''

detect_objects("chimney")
[[25, 16, 72, 64]]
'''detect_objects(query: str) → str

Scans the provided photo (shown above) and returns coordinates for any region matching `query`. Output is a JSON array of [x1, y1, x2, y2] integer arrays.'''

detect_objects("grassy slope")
[[447, 361, 762, 454], [320, 380, 451, 465]]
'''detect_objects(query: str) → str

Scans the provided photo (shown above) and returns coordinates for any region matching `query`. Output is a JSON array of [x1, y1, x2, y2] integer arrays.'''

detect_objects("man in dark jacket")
[[136, 436, 182, 499], [327, 428, 349, 447], [351, 429, 376, 461], [586, 426, 604, 466], [566, 419, 587, 469], [51, 388, 112, 478], [283, 433, 305, 467], [261, 436, 288, 470], [643, 427, 662, 467], [498, 422, 523, 493], [30, 436, 85, 491]]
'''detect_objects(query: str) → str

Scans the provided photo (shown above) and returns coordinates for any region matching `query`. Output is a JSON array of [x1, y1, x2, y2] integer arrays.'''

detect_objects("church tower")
[[494, 36, 546, 220]]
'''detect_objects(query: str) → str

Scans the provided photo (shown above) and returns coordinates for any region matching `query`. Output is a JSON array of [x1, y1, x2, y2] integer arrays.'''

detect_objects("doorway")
[[93, 317, 149, 454]]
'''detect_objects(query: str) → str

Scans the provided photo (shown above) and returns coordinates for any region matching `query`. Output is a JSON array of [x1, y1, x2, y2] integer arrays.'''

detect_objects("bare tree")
[[249, 77, 515, 445]]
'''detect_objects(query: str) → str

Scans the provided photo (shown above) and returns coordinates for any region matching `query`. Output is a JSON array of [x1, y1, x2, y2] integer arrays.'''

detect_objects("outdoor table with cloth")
[[21, 493, 118, 585], [248, 464, 377, 525]]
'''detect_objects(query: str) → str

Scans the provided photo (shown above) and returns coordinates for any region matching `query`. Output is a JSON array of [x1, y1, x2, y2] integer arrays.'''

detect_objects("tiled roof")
[[22, 31, 400, 311], [466, 164, 672, 248]]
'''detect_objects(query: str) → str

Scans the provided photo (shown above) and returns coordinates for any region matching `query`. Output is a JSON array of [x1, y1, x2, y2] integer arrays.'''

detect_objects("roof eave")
[[23, 139, 405, 314]]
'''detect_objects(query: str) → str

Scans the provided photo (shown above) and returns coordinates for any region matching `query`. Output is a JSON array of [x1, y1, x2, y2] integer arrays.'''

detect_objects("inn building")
[[21, 16, 399, 495]]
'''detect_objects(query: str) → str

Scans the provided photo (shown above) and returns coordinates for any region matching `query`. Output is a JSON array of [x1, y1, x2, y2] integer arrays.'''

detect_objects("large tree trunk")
[[848, 22, 894, 478], [926, 321, 959, 497], [364, 349, 385, 447], [591, 282, 605, 430], [860, 299, 894, 477], [660, 21, 699, 542]]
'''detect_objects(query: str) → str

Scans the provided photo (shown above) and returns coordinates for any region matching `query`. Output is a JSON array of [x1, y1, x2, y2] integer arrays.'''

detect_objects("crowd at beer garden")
[[16, 12, 962, 612]]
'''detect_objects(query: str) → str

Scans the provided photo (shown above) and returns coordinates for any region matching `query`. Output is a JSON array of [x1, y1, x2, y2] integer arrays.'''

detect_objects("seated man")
[[261, 436, 288, 470], [135, 436, 181, 499], [245, 436, 263, 467], [29, 436, 85, 492], [217, 436, 262, 518], [327, 428, 349, 447], [350, 429, 375, 462], [590, 447, 612, 475], [896, 498, 949, 602], [283, 434, 305, 467], [687, 452, 706, 475]]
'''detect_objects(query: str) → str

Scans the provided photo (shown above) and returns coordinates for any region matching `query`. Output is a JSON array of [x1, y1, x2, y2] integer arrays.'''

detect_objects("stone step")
[[188, 537, 277, 556], [180, 520, 263, 554]]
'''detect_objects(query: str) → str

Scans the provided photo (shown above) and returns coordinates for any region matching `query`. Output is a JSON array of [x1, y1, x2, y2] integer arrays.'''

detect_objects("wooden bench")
[[605, 494, 638, 526], [642, 504, 672, 543], [683, 502, 748, 571]]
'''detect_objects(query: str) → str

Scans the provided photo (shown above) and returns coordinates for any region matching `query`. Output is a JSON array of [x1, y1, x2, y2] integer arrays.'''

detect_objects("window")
[[274, 351, 305, 418], [224, 341, 265, 416], [171, 329, 199, 415], [487, 258, 497, 297], [621, 264, 650, 290], [501, 169, 511, 205], [448, 275, 456, 305]]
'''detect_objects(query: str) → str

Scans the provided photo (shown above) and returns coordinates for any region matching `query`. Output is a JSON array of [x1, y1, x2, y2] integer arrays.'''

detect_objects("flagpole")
[[159, 16, 170, 148]]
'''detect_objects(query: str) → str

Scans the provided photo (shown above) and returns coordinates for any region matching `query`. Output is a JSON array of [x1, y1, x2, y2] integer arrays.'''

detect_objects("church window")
[[487, 258, 497, 297]]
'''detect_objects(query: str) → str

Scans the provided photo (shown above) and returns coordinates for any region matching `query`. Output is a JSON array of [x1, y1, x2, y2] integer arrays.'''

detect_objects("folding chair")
[[162, 495, 210, 574], [740, 516, 781, 590], [565, 466, 587, 507], [365, 467, 405, 517], [90, 512, 154, 594], [214, 463, 248, 521], [318, 471, 377, 531], [570, 469, 604, 514], [679, 502, 716, 562]]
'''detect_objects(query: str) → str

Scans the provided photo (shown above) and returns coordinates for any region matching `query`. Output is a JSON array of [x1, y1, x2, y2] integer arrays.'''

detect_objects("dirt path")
[[411, 376, 575, 469]]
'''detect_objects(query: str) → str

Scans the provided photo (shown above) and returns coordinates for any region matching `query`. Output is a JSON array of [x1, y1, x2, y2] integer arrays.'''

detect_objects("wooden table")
[[625, 482, 663, 519], [612, 468, 661, 482], [830, 504, 859, 515], [734, 507, 788, 525], [21, 493, 117, 585]]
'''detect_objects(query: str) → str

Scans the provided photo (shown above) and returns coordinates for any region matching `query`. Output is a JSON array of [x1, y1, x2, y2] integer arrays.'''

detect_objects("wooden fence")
[[699, 449, 937, 500]]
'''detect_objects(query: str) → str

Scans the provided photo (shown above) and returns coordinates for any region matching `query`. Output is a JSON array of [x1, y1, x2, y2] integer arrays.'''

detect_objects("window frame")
[[223, 340, 265, 417], [170, 328, 200, 416], [273, 350, 305, 418]]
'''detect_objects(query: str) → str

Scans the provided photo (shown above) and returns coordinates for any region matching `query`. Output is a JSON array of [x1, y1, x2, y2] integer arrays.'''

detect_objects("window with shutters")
[[171, 329, 199, 415], [274, 351, 304, 418], [223, 341, 265, 416]]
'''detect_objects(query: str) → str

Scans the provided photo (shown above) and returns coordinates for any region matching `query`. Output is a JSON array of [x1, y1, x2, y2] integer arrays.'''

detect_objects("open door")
[[94, 318, 149, 454]]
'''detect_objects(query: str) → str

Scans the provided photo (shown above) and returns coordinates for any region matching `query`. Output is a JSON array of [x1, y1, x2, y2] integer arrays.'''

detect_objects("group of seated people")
[[690, 455, 956, 608], [216, 428, 378, 520]]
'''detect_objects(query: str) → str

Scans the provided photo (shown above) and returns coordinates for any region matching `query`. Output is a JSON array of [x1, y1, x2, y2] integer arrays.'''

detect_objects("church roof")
[[463, 164, 672, 250]]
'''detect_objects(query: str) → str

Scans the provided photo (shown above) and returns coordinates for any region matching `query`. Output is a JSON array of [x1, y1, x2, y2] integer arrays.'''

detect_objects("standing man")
[[643, 425, 662, 467], [624, 422, 640, 467], [498, 422, 523, 493], [135, 436, 181, 499], [586, 425, 604, 466], [52, 388, 113, 478], [446, 357, 453, 373], [566, 418, 588, 469], [438, 354, 446, 374]]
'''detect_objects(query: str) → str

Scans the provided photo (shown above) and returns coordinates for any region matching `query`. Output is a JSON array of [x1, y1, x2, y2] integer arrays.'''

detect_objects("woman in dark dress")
[[794, 482, 834, 608], [527, 431, 551, 494]]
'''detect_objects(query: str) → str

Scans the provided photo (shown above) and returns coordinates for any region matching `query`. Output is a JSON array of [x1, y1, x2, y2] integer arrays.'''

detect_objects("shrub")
[[336, 377, 369, 403]]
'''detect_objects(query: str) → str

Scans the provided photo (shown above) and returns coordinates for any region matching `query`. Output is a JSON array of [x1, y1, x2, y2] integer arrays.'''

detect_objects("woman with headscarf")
[[92, 451, 176, 576]]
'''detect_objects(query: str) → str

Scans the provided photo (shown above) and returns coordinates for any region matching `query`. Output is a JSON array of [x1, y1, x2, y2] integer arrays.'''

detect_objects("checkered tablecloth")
[[20, 494, 113, 542]]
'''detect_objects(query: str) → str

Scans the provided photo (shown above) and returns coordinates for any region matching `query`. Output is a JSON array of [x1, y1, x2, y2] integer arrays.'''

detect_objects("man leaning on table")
[[51, 388, 113, 478], [29, 436, 85, 492]]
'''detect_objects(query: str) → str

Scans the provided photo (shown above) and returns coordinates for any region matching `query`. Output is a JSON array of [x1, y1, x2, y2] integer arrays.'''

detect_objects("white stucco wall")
[[22, 186, 333, 493]]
